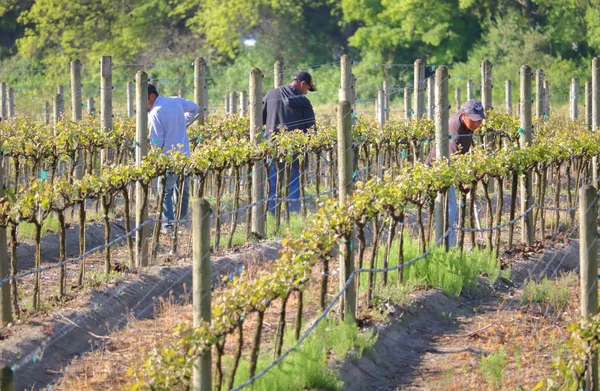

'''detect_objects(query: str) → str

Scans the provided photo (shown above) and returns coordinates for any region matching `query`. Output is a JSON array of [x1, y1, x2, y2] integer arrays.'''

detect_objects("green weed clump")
[[479, 348, 508, 388], [520, 273, 575, 312], [227, 319, 377, 390]]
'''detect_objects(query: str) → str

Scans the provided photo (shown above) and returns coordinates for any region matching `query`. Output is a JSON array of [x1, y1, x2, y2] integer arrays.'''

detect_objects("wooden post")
[[192, 198, 212, 391], [339, 55, 352, 103], [194, 57, 207, 125], [88, 98, 95, 115], [586, 80, 592, 130], [127, 81, 134, 117], [428, 78, 435, 120], [383, 80, 390, 121], [0, 157, 12, 325], [70, 59, 82, 121], [57, 85, 64, 115], [505, 80, 512, 114], [376, 88, 385, 127], [519, 65, 534, 246], [467, 78, 474, 100], [239, 91, 247, 117], [570, 77, 579, 121], [0, 83, 6, 120], [481, 59, 494, 193], [413, 59, 425, 119], [454, 87, 461, 112], [338, 100, 355, 323], [0, 365, 14, 391], [229, 91, 237, 115], [224, 91, 230, 114], [434, 66, 449, 243], [53, 93, 60, 127], [580, 184, 598, 391], [593, 58, 600, 186], [404, 87, 412, 121], [249, 68, 265, 237], [274, 61, 284, 88], [7, 88, 14, 118], [135, 71, 149, 267], [543, 79, 550, 118], [535, 69, 544, 119], [100, 56, 113, 164], [44, 101, 49, 124]]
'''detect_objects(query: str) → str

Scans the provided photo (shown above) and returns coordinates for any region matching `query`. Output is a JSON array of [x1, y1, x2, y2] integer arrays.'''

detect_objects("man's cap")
[[148, 84, 159, 97], [293, 71, 317, 92], [462, 99, 485, 120]]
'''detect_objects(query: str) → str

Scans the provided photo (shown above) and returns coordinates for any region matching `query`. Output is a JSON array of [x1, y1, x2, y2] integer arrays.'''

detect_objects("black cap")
[[148, 84, 159, 97], [462, 99, 485, 120], [293, 71, 317, 92]]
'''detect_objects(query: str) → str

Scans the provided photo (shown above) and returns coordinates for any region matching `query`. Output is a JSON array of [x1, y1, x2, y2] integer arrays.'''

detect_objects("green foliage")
[[520, 274, 574, 313], [479, 347, 508, 388]]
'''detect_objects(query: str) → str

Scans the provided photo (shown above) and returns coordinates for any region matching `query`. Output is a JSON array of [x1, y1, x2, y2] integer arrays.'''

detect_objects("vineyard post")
[[427, 78, 435, 119], [383, 79, 390, 121], [249, 68, 265, 237], [53, 93, 60, 127], [57, 85, 64, 115], [7, 88, 14, 118], [543, 79, 550, 118], [192, 198, 212, 391], [0, 156, 12, 325], [100, 56, 113, 165], [224, 90, 230, 114], [194, 57, 207, 125], [352, 73, 357, 111], [44, 100, 49, 124], [570, 77, 578, 120], [87, 97, 95, 115], [454, 87, 460, 112], [481, 59, 494, 193], [519, 65, 534, 246], [404, 87, 411, 121], [229, 91, 237, 115], [70, 59, 82, 121], [135, 71, 149, 267], [239, 91, 247, 117], [274, 60, 284, 88], [376, 88, 385, 127], [339, 55, 353, 120], [0, 365, 14, 391], [586, 80, 592, 130], [534, 69, 544, 119], [592, 57, 599, 187], [505, 80, 512, 114], [127, 81, 134, 117], [413, 59, 425, 119], [466, 78, 473, 100], [1, 83, 7, 119], [178, 87, 184, 98], [338, 100, 355, 323], [434, 66, 449, 245], [579, 184, 598, 391]]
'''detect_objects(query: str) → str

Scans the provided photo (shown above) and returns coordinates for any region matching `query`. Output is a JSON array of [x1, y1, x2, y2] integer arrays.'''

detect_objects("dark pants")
[[268, 155, 302, 213]]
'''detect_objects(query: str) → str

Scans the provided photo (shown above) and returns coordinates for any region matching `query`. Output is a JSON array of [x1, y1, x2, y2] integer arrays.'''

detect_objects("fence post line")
[[413, 59, 425, 119], [100, 56, 113, 165], [466, 78, 474, 100], [519, 65, 534, 246], [57, 85, 64, 115], [44, 100, 49, 125], [434, 66, 449, 244], [192, 198, 212, 391], [586, 80, 592, 130], [404, 87, 412, 121], [239, 91, 247, 117], [454, 87, 461, 112], [70, 59, 82, 122], [88, 97, 95, 115], [0, 365, 14, 391], [53, 93, 60, 128], [383, 79, 389, 121], [543, 79, 550, 118], [428, 78, 435, 119], [127, 81, 134, 117], [135, 71, 149, 268], [534, 69, 544, 120], [194, 57, 207, 125], [0, 155, 12, 325], [505, 80, 512, 114], [7, 88, 14, 118], [570, 77, 579, 121], [579, 184, 599, 391], [481, 59, 494, 193], [337, 100, 355, 323], [376, 88, 385, 127], [224, 91, 230, 114], [0, 83, 6, 120], [592, 58, 600, 187], [274, 60, 284, 88], [339, 55, 353, 103], [249, 68, 265, 237]]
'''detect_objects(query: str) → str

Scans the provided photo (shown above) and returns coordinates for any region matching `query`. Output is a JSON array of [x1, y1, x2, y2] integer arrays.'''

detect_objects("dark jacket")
[[262, 85, 316, 135], [425, 110, 473, 166]]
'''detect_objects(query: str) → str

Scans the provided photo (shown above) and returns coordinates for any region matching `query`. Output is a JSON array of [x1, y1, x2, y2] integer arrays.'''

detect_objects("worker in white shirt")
[[148, 84, 199, 232]]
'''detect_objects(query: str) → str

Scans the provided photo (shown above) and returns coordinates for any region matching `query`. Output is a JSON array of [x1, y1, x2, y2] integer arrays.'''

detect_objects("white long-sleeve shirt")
[[149, 96, 199, 155]]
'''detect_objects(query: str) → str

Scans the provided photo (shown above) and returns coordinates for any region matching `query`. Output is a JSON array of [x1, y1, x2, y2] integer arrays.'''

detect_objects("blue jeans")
[[447, 186, 458, 247], [158, 174, 190, 223], [268, 156, 301, 213]]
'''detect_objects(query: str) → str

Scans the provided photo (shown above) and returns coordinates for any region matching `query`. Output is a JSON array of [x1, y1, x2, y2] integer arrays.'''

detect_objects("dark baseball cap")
[[148, 84, 159, 97], [293, 71, 317, 92], [462, 99, 485, 120]]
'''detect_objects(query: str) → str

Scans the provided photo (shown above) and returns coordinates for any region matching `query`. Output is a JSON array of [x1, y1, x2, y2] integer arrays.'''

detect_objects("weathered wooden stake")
[[0, 83, 6, 120], [250, 68, 265, 237], [404, 87, 412, 121], [70, 59, 82, 121], [427, 77, 435, 119], [535, 69, 544, 120], [194, 57, 207, 125], [127, 81, 134, 117], [586, 80, 592, 130], [274, 60, 284, 88], [505, 80, 512, 114], [434, 66, 449, 244], [570, 77, 579, 121], [376, 88, 385, 127], [239, 91, 247, 117], [467, 78, 474, 100], [454, 87, 461, 111], [7, 88, 14, 118], [135, 71, 149, 267], [383, 79, 390, 121], [0, 158, 11, 325], [413, 59, 425, 119], [100, 56, 113, 164], [519, 65, 534, 246]]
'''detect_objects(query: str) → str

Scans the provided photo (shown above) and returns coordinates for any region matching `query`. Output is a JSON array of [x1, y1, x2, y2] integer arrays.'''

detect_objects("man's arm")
[[181, 98, 199, 125], [149, 113, 166, 149]]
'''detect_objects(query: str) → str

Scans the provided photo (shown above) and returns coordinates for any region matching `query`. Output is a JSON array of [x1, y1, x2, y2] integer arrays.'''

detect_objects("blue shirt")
[[149, 96, 199, 155]]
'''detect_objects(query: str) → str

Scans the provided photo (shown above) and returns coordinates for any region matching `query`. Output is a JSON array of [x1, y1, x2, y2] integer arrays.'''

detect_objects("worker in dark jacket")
[[262, 71, 317, 213]]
